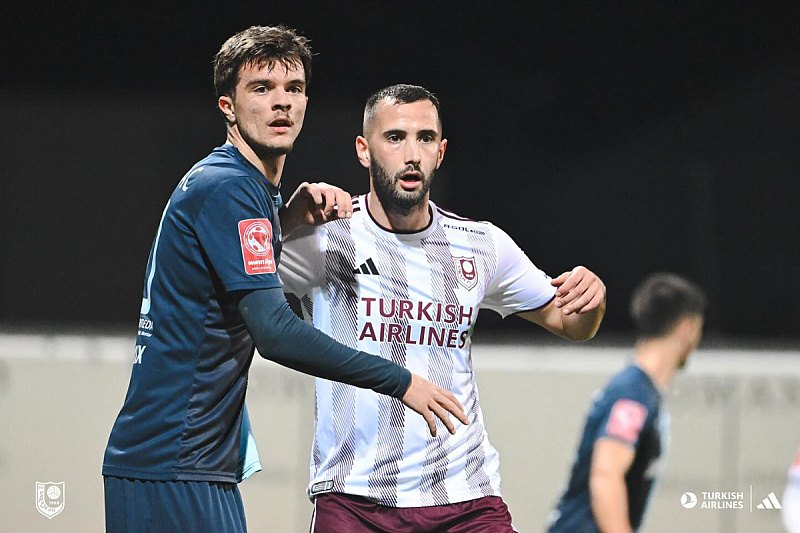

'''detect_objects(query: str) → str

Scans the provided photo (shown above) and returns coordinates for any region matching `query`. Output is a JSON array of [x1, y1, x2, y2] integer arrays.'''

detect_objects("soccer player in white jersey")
[[278, 84, 606, 532]]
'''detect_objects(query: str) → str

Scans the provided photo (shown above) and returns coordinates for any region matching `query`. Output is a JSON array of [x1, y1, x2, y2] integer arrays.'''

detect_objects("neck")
[[226, 126, 285, 187], [367, 191, 431, 232], [633, 337, 682, 392]]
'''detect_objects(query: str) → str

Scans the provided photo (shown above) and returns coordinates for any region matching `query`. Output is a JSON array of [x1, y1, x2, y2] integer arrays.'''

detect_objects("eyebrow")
[[383, 128, 439, 138], [245, 78, 306, 88]]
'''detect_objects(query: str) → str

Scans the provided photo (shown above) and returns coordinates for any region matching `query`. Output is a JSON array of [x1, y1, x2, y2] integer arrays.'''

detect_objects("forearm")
[[561, 297, 606, 341], [590, 471, 634, 533], [238, 288, 411, 397]]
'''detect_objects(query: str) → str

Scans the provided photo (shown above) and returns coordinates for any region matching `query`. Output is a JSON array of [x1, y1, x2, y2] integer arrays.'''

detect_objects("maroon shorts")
[[310, 492, 517, 533]]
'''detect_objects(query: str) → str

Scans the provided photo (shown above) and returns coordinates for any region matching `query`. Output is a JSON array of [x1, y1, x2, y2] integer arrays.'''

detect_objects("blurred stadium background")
[[1, 3, 798, 531]]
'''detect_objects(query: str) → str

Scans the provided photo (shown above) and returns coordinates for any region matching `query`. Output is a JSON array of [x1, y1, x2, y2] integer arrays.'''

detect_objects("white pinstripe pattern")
[[321, 220, 360, 490], [280, 196, 555, 507], [365, 222, 409, 506]]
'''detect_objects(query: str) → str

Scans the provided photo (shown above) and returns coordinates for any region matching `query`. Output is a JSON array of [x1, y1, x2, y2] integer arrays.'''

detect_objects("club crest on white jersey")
[[452, 256, 478, 290]]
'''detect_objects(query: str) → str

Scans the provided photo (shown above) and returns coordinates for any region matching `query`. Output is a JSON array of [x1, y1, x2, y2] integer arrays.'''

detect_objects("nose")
[[272, 87, 291, 111], [404, 139, 421, 166]]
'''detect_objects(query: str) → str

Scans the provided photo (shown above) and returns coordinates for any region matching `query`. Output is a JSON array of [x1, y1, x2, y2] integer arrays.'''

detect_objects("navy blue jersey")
[[103, 144, 283, 483], [548, 364, 668, 533]]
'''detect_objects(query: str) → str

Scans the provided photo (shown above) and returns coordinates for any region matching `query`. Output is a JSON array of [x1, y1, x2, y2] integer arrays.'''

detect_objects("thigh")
[[443, 496, 516, 533], [104, 476, 247, 533]]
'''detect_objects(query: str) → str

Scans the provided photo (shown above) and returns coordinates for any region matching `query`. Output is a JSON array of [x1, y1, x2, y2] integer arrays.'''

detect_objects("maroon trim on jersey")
[[311, 493, 516, 533], [363, 195, 434, 234], [511, 294, 556, 315], [435, 205, 478, 222]]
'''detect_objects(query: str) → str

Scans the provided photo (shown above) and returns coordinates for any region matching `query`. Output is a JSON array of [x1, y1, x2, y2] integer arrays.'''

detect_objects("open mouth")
[[269, 117, 292, 132], [398, 171, 422, 189]]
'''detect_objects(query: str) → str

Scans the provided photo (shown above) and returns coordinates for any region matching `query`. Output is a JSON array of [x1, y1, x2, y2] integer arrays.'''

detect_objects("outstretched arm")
[[279, 182, 353, 238], [518, 266, 606, 340], [238, 288, 469, 436]]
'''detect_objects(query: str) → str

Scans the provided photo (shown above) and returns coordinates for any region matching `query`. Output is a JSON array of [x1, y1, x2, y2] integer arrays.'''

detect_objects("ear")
[[355, 136, 370, 168], [436, 138, 448, 169], [218, 95, 235, 124], [675, 315, 702, 344]]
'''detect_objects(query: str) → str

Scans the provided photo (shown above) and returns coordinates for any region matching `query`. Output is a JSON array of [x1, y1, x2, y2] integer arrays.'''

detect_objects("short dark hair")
[[213, 25, 312, 99], [363, 84, 442, 135], [630, 273, 707, 339]]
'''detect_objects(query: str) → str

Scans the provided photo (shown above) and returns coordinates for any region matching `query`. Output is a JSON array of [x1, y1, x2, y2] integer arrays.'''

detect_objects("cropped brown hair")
[[213, 25, 312, 98], [630, 273, 707, 339]]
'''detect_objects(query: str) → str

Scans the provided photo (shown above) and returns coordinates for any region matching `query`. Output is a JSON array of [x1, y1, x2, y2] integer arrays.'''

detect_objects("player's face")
[[679, 314, 704, 369], [224, 60, 308, 158], [358, 100, 446, 211]]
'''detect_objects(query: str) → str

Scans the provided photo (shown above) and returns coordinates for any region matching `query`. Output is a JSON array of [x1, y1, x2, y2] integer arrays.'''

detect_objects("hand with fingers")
[[401, 373, 470, 437], [552, 266, 606, 316], [281, 181, 354, 237]]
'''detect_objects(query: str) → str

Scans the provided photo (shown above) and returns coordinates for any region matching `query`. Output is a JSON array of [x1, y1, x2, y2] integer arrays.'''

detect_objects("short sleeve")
[[194, 178, 282, 292], [597, 397, 651, 448], [279, 224, 325, 296], [480, 224, 556, 317]]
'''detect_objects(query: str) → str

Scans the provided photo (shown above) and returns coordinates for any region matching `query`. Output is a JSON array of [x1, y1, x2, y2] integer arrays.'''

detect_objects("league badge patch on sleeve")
[[238, 219, 276, 275], [606, 399, 648, 445]]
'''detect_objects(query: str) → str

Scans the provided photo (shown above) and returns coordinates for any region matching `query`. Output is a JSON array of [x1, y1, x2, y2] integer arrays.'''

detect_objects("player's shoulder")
[[603, 365, 659, 408], [431, 201, 495, 235], [179, 146, 267, 201], [193, 146, 254, 184], [351, 194, 367, 216], [433, 202, 486, 225]]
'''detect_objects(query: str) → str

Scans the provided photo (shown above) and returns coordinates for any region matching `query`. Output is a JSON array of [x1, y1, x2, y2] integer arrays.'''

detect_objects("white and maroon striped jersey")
[[279, 195, 556, 507]]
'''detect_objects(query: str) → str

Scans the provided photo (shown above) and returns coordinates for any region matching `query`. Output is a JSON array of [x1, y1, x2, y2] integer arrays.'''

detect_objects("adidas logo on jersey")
[[354, 258, 380, 275], [756, 492, 782, 510]]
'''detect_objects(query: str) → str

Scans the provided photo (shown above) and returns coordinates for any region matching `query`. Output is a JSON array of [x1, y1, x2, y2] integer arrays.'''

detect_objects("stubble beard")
[[237, 123, 294, 159], [370, 156, 433, 216]]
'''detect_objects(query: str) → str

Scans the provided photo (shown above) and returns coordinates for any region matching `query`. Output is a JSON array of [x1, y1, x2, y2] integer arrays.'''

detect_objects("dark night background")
[[1, 2, 798, 342]]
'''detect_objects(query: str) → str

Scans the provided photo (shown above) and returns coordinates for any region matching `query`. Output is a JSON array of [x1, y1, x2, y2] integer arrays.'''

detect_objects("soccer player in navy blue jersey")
[[102, 26, 467, 533], [547, 273, 706, 533]]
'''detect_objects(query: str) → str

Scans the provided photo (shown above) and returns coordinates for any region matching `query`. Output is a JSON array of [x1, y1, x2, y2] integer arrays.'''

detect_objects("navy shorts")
[[104, 476, 247, 533], [311, 493, 517, 533]]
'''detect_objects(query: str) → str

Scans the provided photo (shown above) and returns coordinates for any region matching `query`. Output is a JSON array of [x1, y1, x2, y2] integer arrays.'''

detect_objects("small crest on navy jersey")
[[238, 219, 276, 275], [35, 481, 65, 519], [453, 256, 478, 290], [310, 480, 334, 495]]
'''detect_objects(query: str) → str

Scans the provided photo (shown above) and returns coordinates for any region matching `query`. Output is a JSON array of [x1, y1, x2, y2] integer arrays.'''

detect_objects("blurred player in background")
[[278, 84, 606, 533], [102, 29, 466, 533], [547, 273, 706, 533], [784, 446, 800, 533]]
